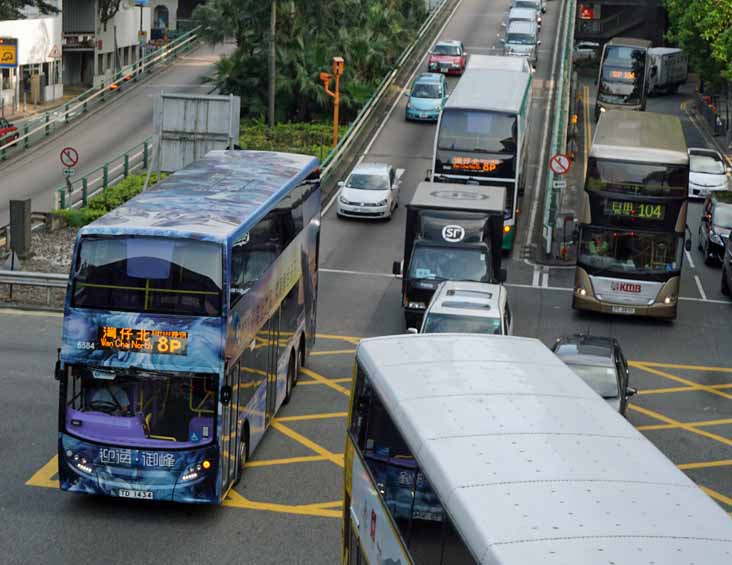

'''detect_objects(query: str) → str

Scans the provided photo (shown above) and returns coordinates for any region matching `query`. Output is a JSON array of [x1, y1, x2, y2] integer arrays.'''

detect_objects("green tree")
[[0, 0, 58, 20], [664, 0, 732, 84]]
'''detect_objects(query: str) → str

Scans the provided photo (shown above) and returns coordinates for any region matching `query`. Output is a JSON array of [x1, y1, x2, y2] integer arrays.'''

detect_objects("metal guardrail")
[[55, 138, 154, 210], [541, 0, 576, 256], [0, 27, 200, 161], [0, 1, 452, 300]]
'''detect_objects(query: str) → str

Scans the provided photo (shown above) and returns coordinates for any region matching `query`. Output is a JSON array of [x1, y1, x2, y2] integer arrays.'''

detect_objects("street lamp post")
[[320, 56, 345, 148]]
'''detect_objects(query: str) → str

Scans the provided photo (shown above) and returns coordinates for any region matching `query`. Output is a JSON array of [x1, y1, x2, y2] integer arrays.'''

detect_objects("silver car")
[[501, 20, 540, 66], [688, 147, 730, 199]]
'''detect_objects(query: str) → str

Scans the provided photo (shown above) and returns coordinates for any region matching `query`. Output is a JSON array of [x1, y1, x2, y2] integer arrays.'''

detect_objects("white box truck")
[[648, 48, 688, 95]]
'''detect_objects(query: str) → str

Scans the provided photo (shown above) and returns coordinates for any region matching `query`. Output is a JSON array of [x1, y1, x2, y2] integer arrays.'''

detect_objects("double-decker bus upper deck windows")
[[438, 110, 517, 155], [72, 237, 223, 316], [586, 159, 687, 197]]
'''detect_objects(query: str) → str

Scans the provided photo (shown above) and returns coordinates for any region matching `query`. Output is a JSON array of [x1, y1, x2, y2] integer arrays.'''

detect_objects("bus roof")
[[356, 334, 732, 564], [79, 150, 319, 242], [445, 69, 531, 114], [606, 37, 652, 48], [465, 54, 531, 73], [590, 110, 688, 165]]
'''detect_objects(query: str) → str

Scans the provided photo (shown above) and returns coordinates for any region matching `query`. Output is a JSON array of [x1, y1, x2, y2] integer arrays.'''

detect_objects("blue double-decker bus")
[[55, 150, 321, 503]]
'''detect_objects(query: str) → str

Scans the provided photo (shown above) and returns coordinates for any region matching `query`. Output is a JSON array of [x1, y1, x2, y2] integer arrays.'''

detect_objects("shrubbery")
[[239, 121, 347, 159], [53, 173, 166, 227]]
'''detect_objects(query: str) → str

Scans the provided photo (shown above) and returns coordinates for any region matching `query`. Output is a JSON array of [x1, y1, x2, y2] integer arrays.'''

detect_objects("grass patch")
[[53, 173, 166, 227], [239, 121, 348, 161]]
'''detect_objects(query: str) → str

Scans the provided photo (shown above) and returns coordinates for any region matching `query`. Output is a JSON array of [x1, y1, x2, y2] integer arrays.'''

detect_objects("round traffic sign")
[[60, 146, 79, 168], [549, 153, 571, 176]]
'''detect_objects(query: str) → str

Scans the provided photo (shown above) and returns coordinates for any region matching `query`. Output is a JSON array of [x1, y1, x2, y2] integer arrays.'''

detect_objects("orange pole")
[[333, 74, 340, 148]]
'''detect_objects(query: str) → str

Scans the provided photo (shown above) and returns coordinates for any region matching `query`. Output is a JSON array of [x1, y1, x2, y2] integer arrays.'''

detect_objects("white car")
[[412, 281, 513, 335], [688, 147, 731, 198], [336, 162, 404, 220], [573, 41, 600, 63]]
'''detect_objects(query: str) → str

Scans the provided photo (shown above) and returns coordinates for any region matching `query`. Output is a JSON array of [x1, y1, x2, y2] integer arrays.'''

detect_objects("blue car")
[[405, 73, 448, 122]]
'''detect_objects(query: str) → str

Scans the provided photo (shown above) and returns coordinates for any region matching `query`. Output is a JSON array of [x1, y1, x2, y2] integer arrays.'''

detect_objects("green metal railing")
[[541, 0, 577, 256], [0, 27, 200, 161], [55, 138, 153, 210]]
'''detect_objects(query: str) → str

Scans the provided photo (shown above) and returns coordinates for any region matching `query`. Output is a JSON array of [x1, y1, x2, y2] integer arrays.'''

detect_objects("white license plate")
[[611, 306, 636, 315], [118, 489, 153, 500]]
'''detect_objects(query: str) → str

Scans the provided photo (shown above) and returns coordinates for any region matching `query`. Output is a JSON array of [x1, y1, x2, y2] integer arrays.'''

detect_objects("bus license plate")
[[117, 489, 153, 500], [611, 306, 636, 315]]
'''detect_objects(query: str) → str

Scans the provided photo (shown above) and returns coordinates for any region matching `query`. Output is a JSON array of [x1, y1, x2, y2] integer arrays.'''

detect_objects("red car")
[[428, 40, 467, 75], [0, 117, 19, 146]]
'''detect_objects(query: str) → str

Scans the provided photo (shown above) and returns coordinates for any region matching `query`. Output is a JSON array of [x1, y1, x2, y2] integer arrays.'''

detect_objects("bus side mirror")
[[54, 351, 62, 381], [424, 168, 432, 181], [392, 261, 402, 276], [406, 328, 418, 335], [685, 239, 692, 252], [497, 268, 507, 283], [221, 385, 232, 406], [625, 386, 638, 398]]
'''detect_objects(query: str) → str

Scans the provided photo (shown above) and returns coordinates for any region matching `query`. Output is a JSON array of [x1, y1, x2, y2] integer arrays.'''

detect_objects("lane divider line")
[[694, 274, 708, 301]]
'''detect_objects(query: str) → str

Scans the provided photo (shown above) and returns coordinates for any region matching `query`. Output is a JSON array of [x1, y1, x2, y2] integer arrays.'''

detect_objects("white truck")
[[648, 47, 688, 95]]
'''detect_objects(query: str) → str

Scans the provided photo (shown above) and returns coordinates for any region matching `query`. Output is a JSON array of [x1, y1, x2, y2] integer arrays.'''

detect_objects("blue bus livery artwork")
[[56, 150, 321, 504]]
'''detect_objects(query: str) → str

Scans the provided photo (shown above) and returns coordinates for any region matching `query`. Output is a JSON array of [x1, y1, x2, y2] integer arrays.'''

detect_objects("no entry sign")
[[60, 146, 79, 168], [549, 153, 571, 176]]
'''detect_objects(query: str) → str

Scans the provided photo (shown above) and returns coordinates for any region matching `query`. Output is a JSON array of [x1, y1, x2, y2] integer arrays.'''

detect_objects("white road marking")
[[526, 0, 566, 249], [532, 266, 541, 287], [694, 274, 708, 300], [685, 249, 696, 270], [541, 266, 550, 288], [322, 0, 466, 216]]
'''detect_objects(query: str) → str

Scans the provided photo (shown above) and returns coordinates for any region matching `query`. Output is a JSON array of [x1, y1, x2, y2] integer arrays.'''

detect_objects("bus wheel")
[[294, 343, 302, 387], [234, 427, 248, 486], [284, 353, 295, 404]]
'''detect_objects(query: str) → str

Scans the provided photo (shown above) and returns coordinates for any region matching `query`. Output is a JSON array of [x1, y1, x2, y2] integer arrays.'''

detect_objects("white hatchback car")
[[688, 147, 730, 198], [336, 162, 404, 220], [414, 281, 513, 335]]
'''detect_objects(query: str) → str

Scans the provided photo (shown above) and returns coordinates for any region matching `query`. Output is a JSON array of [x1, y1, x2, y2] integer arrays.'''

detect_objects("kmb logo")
[[611, 282, 641, 293]]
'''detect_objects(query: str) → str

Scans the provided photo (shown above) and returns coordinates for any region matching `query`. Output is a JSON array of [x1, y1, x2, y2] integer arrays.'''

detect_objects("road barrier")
[[541, 0, 576, 257], [0, 27, 200, 161]]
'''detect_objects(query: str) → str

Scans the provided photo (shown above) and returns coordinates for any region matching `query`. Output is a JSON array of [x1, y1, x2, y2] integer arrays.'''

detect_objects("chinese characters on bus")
[[606, 200, 665, 220], [98, 326, 188, 355]]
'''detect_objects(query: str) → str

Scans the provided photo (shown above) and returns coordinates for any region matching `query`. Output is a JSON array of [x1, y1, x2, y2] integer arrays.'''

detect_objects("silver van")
[[502, 20, 540, 66], [502, 7, 540, 32]]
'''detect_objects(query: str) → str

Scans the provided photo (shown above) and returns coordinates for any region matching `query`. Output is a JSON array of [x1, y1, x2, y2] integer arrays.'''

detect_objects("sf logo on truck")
[[442, 225, 465, 243]]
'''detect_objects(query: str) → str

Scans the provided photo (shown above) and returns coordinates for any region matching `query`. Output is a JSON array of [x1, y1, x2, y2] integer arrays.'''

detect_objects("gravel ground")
[[0, 226, 76, 309]]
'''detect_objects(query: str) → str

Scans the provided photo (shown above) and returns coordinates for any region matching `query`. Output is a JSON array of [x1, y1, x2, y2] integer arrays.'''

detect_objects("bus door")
[[221, 362, 242, 492], [265, 309, 281, 427]]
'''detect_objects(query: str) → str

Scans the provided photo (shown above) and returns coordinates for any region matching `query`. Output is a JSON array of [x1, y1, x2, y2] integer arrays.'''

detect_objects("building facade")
[[576, 0, 666, 45]]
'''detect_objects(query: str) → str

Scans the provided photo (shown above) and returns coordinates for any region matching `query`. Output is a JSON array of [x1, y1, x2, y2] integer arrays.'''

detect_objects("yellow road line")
[[275, 412, 348, 422], [271, 421, 344, 468], [25, 456, 58, 488], [638, 383, 732, 396], [224, 490, 342, 518], [310, 349, 356, 356], [700, 485, 732, 507], [314, 333, 362, 344], [629, 404, 732, 447], [637, 416, 732, 432], [678, 459, 732, 471], [299, 367, 351, 397], [298, 377, 351, 386], [634, 361, 732, 373], [245, 455, 331, 468], [310, 500, 344, 509], [631, 362, 732, 401]]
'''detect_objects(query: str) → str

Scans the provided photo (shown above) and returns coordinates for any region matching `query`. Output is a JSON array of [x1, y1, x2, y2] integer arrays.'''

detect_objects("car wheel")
[[703, 241, 714, 266], [722, 266, 731, 296]]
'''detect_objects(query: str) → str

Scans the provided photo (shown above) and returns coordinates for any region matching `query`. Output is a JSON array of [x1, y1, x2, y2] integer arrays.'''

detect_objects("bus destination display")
[[609, 70, 636, 80], [605, 200, 665, 220], [98, 326, 188, 355], [450, 156, 502, 173]]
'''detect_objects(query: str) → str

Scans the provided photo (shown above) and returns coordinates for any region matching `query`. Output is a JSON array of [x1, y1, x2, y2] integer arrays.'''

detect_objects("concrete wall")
[[97, 5, 151, 53]]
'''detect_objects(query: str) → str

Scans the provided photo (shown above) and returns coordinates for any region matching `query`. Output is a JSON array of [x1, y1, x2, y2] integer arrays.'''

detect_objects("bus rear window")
[[72, 237, 223, 316], [586, 159, 687, 197]]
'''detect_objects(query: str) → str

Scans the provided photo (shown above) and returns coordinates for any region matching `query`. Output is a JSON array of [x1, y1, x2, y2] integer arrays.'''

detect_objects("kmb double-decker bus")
[[343, 334, 732, 564], [595, 37, 652, 121], [431, 56, 532, 251], [574, 110, 690, 320], [55, 150, 320, 503]]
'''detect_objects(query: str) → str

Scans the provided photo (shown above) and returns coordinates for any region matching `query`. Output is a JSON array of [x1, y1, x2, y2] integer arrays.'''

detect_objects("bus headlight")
[[663, 295, 676, 305], [69, 451, 93, 474], [181, 460, 211, 482], [599, 106, 607, 113], [576, 287, 587, 297]]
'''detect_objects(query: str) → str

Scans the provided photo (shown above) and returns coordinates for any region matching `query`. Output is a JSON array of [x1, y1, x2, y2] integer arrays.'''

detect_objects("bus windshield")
[[438, 110, 517, 154], [507, 33, 535, 45], [409, 244, 490, 282], [579, 228, 683, 275], [586, 159, 687, 197], [65, 368, 216, 448], [72, 236, 223, 317]]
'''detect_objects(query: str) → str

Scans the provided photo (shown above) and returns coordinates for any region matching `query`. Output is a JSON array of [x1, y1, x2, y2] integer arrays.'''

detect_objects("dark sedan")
[[552, 334, 637, 416]]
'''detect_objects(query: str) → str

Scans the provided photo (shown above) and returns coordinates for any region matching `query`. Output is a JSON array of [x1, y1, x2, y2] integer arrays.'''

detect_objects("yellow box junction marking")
[[299, 367, 351, 397], [630, 361, 732, 401]]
